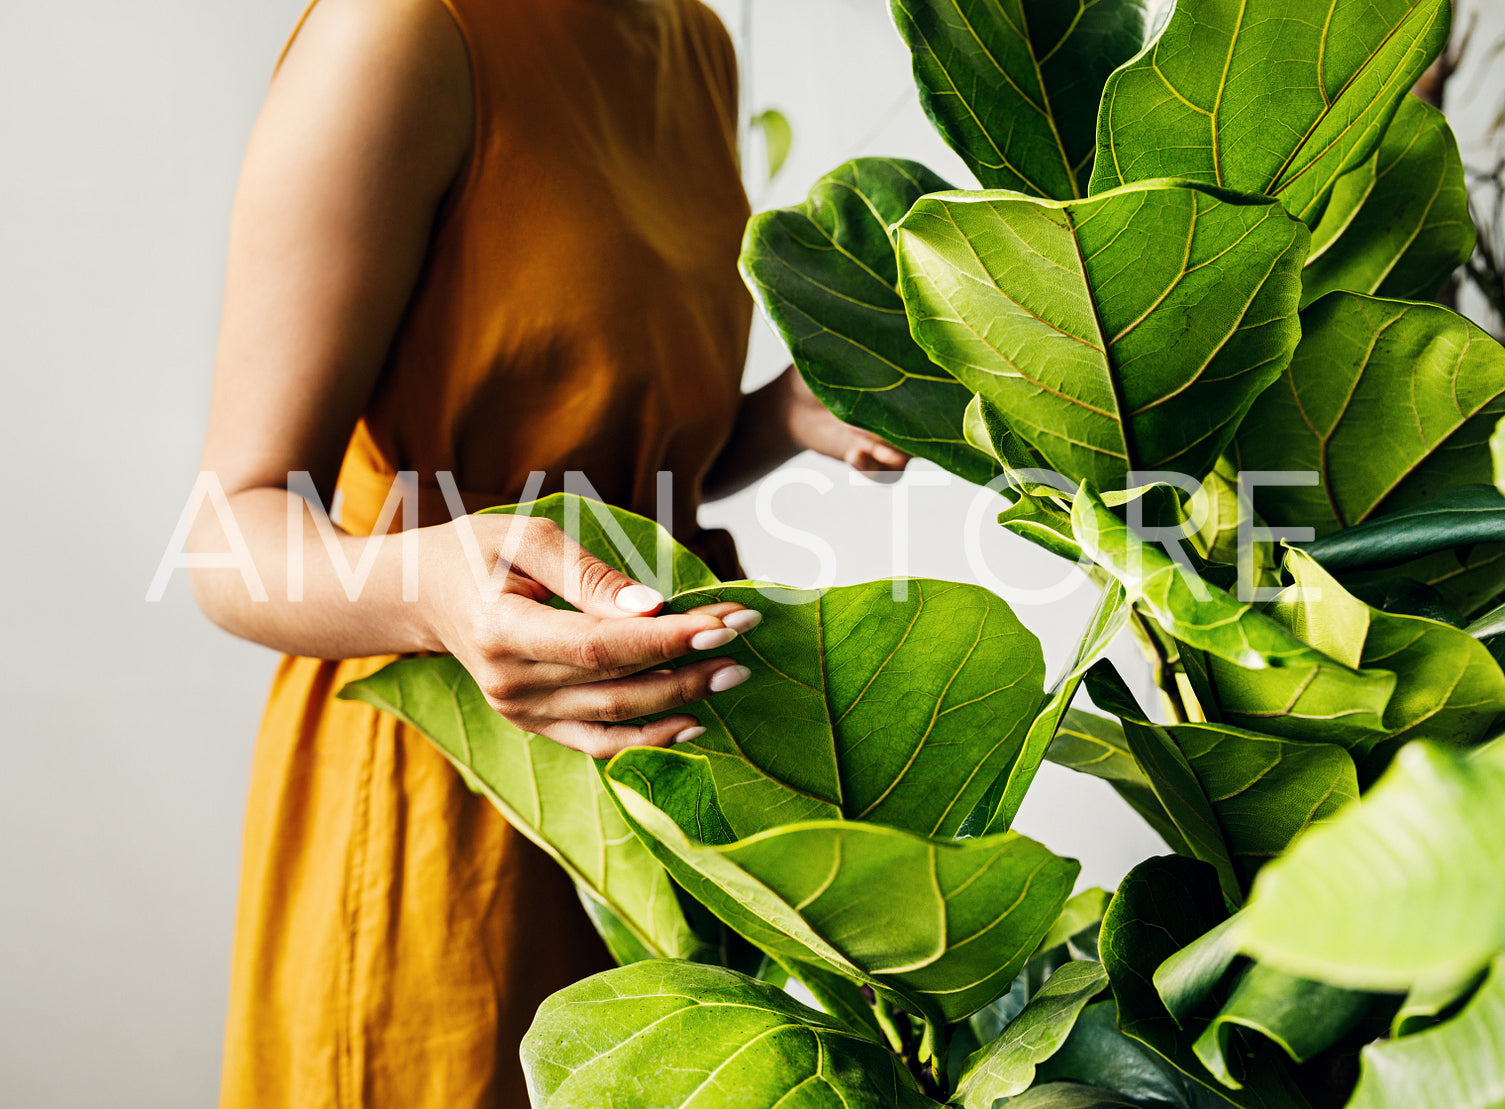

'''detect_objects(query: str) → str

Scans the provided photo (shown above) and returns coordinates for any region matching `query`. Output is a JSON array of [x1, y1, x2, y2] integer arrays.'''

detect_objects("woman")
[[190, 0, 907, 1104]]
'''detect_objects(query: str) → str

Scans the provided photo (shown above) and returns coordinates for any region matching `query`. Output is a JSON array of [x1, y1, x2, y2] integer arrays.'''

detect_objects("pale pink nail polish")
[[709, 664, 752, 693], [690, 627, 738, 651], [722, 610, 763, 634], [673, 725, 706, 745]]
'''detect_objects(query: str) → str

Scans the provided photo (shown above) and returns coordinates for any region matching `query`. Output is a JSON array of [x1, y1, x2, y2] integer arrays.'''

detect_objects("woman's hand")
[[418, 514, 759, 758], [775, 366, 911, 477]]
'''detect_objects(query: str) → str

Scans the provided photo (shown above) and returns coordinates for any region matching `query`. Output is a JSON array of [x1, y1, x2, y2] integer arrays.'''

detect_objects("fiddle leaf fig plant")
[[343, 0, 1505, 1105]]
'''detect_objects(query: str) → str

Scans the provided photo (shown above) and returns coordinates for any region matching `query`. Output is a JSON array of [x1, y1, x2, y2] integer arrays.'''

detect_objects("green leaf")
[[889, 0, 1146, 199], [1300, 485, 1505, 574], [1036, 888, 1114, 958], [1232, 293, 1505, 536], [1040, 1001, 1240, 1109], [1070, 485, 1396, 746], [1191, 964, 1377, 1089], [1274, 549, 1505, 772], [1391, 967, 1486, 1037], [1239, 741, 1505, 994], [658, 578, 1047, 840], [339, 496, 718, 962], [965, 580, 1129, 837], [1086, 664, 1241, 905], [1099, 857, 1311, 1109], [1492, 415, 1505, 494], [893, 182, 1307, 490], [520, 960, 938, 1109], [1002, 1082, 1140, 1109], [740, 158, 997, 484], [953, 962, 1109, 1108], [750, 108, 792, 182], [1346, 955, 1505, 1109], [1301, 96, 1475, 308], [1091, 660, 1359, 892], [1089, 0, 1451, 225], [342, 657, 702, 960], [1045, 709, 1188, 855], [605, 748, 1078, 1024]]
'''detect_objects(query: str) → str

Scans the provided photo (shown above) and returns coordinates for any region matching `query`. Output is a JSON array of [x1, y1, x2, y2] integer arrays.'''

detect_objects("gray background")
[[2, 1, 1500, 1105]]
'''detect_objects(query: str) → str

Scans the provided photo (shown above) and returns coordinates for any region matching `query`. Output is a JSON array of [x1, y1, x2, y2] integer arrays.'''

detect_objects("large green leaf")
[[1301, 485, 1505, 574], [1346, 955, 1505, 1109], [1301, 96, 1475, 308], [739, 158, 997, 484], [339, 495, 720, 961], [1099, 857, 1310, 1108], [1239, 741, 1505, 994], [1070, 485, 1396, 745], [893, 182, 1307, 489], [890, 0, 1146, 198], [1272, 550, 1505, 772], [520, 960, 938, 1109], [1231, 293, 1505, 536], [604, 748, 1077, 1024], [953, 962, 1109, 1108], [657, 578, 1046, 840], [1087, 662, 1358, 893], [1089, 0, 1451, 225]]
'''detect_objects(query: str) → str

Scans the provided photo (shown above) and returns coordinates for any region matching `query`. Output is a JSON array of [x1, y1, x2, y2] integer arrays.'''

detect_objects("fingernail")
[[722, 610, 763, 634], [690, 627, 738, 651], [876, 446, 909, 467], [672, 725, 706, 745], [709, 664, 752, 693], [615, 583, 664, 614]]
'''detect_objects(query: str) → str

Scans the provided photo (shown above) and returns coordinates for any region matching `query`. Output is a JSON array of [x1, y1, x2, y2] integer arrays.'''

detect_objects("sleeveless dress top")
[[219, 1, 752, 1105]]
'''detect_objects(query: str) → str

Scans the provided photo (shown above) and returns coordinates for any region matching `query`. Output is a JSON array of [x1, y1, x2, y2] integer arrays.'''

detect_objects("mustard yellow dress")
[[219, 1, 752, 1104]]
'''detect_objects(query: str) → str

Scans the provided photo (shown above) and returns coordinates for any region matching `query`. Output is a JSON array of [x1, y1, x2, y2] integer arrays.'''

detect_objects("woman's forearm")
[[188, 486, 441, 659], [702, 372, 801, 501]]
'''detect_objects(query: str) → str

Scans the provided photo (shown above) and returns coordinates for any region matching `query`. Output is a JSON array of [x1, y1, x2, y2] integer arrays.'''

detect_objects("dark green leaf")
[[1090, 0, 1451, 224], [894, 182, 1307, 489], [954, 962, 1109, 1108], [1239, 742, 1505, 994], [1100, 857, 1311, 1109], [1301, 486, 1505, 574], [605, 748, 1077, 1024], [1086, 664, 1241, 905], [1232, 294, 1505, 536], [520, 960, 938, 1108], [1301, 96, 1475, 307], [890, 0, 1145, 198], [1039, 1001, 1238, 1109], [1003, 1082, 1140, 1109], [740, 158, 996, 484], [1191, 965, 1377, 1089]]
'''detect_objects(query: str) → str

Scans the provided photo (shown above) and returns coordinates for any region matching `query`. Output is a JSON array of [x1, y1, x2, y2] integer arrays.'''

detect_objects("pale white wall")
[[1, 2, 1500, 1106]]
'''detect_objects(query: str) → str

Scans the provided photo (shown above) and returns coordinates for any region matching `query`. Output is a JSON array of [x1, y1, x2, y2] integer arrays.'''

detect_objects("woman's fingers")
[[483, 594, 760, 687], [537, 714, 703, 760], [538, 658, 752, 725]]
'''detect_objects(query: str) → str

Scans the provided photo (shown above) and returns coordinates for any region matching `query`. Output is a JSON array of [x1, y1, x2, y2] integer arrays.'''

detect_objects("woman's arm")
[[703, 366, 911, 500], [191, 0, 756, 756]]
